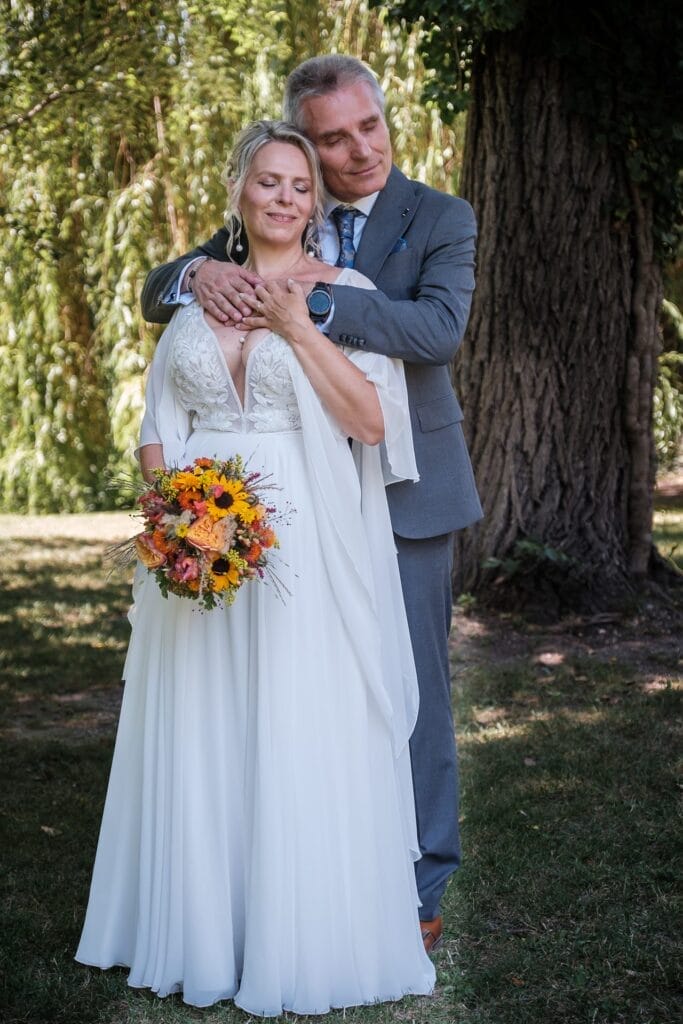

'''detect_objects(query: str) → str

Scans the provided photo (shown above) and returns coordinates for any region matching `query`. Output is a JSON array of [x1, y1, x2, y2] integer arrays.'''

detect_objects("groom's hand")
[[187, 260, 263, 323]]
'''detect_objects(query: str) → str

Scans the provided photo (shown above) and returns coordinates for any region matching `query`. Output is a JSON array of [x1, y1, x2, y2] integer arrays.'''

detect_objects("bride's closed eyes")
[[257, 177, 311, 193]]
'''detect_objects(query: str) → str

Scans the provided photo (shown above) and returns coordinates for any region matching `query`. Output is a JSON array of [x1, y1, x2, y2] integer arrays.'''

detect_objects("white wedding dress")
[[76, 269, 436, 1014]]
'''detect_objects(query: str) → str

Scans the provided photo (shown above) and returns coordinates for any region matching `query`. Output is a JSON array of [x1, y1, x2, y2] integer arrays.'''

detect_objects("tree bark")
[[454, 32, 662, 614]]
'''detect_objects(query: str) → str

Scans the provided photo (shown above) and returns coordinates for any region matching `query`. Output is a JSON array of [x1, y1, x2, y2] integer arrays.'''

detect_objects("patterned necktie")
[[332, 206, 359, 268]]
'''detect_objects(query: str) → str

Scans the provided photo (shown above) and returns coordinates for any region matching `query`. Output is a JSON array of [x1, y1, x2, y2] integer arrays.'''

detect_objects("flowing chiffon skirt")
[[76, 428, 435, 1014]]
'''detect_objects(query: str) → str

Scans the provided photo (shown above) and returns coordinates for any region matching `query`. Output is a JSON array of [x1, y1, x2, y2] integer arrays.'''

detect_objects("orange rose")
[[135, 533, 166, 569], [186, 513, 237, 556]]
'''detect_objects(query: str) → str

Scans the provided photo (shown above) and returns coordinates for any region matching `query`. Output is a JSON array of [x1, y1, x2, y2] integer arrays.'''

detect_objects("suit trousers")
[[395, 532, 460, 920]]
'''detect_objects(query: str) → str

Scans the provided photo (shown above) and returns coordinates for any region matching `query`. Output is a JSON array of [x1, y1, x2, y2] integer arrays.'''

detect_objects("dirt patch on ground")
[[450, 604, 681, 688], [655, 465, 683, 508], [2, 682, 125, 744]]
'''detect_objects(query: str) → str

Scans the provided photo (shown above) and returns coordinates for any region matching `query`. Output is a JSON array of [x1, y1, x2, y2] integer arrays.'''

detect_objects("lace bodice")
[[169, 303, 302, 433]]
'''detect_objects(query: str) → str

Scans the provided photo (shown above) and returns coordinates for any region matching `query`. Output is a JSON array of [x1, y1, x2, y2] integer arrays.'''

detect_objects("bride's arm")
[[137, 334, 170, 481], [135, 311, 191, 477], [255, 279, 384, 446], [139, 444, 165, 484]]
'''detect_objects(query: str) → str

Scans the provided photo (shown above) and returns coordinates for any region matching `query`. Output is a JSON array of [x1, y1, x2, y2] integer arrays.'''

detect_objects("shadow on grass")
[[0, 738, 128, 1024], [1, 533, 680, 1024], [0, 539, 131, 740], [446, 655, 681, 1024], [0, 538, 131, 1021]]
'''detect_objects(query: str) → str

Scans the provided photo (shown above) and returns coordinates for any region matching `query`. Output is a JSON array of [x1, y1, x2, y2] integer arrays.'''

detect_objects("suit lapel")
[[354, 166, 420, 281]]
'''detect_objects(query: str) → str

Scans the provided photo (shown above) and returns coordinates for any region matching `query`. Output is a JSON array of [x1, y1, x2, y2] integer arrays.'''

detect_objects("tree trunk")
[[454, 33, 662, 615]]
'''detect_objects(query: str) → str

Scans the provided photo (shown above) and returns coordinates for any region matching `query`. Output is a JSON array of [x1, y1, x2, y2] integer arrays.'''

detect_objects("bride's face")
[[238, 142, 315, 248]]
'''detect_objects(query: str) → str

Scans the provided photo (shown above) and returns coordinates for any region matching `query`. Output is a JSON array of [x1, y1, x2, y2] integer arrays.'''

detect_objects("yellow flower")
[[206, 477, 252, 520], [237, 503, 260, 525], [170, 470, 202, 491], [210, 555, 241, 591], [212, 571, 239, 592], [199, 469, 219, 490]]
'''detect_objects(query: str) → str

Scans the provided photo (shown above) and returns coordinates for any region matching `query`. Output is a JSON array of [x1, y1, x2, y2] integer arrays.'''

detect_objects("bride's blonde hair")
[[222, 120, 324, 259]]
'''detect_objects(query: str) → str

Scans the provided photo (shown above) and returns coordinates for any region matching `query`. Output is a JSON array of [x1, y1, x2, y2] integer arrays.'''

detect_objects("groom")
[[141, 55, 482, 951]]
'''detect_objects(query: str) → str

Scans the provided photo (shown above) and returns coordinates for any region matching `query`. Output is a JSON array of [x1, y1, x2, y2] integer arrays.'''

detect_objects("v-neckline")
[[192, 268, 352, 410], [197, 306, 274, 413]]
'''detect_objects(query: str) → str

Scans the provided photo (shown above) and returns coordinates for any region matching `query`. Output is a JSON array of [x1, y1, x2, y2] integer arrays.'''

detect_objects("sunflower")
[[206, 477, 252, 520], [211, 556, 241, 591]]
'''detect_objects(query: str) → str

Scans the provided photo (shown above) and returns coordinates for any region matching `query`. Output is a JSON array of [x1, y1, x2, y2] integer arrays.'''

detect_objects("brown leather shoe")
[[420, 915, 443, 953]]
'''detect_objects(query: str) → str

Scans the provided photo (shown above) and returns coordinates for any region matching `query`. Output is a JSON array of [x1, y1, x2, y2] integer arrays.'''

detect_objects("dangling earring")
[[235, 242, 244, 252], [305, 219, 318, 257]]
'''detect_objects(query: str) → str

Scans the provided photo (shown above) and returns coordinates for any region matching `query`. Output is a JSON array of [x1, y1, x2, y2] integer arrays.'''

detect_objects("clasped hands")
[[190, 260, 312, 341]]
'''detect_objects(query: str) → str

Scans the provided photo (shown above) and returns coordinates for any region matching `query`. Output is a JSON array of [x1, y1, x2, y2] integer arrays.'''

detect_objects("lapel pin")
[[401, 208, 410, 218]]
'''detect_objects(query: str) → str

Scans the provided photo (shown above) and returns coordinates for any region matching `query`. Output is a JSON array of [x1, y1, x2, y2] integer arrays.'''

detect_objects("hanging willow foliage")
[[0, 0, 464, 512]]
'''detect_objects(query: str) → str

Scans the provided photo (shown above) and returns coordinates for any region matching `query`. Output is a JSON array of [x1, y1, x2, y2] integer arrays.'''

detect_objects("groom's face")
[[299, 80, 392, 203]]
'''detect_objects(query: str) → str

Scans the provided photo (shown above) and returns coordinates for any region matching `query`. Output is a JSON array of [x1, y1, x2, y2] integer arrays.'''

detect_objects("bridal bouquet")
[[128, 456, 280, 609]]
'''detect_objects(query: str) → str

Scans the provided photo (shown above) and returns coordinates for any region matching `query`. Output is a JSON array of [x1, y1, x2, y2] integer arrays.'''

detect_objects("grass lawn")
[[0, 511, 680, 1024]]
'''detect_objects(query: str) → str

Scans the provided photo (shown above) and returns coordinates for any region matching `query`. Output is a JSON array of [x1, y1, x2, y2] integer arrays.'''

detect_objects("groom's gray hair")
[[283, 55, 386, 128]]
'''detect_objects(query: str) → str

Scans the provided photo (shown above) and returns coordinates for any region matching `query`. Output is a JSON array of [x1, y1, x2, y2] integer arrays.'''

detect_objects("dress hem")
[[75, 956, 435, 1015]]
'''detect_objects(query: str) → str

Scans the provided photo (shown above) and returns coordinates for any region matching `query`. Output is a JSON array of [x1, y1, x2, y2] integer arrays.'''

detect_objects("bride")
[[76, 120, 435, 1015]]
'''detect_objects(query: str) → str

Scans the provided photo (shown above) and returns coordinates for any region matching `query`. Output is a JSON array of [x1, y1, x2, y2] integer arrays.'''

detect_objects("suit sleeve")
[[328, 197, 476, 366], [140, 228, 232, 324]]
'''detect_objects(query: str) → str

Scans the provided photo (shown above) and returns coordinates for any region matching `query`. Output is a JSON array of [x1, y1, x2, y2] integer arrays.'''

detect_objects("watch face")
[[308, 287, 332, 317]]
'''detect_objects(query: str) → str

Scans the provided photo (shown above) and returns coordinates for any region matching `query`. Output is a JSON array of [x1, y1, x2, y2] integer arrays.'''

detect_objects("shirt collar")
[[323, 191, 380, 219]]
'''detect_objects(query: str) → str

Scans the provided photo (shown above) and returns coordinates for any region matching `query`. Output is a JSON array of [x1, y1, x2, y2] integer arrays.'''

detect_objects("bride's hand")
[[240, 279, 312, 341]]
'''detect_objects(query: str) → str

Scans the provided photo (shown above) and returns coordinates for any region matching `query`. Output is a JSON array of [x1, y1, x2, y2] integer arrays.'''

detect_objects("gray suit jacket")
[[141, 166, 482, 538]]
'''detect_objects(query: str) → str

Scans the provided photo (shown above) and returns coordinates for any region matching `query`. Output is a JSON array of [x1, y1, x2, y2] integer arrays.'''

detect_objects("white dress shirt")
[[319, 191, 379, 266]]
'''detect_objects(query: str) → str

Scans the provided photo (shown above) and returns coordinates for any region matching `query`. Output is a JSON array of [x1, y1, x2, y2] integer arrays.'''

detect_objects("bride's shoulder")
[[294, 261, 375, 290], [297, 259, 337, 284], [334, 268, 375, 291]]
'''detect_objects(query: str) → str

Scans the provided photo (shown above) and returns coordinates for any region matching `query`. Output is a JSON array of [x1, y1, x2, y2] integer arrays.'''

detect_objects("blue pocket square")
[[390, 236, 408, 254]]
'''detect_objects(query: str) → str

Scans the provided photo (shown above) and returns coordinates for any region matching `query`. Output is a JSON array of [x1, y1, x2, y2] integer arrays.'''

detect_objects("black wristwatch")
[[306, 281, 333, 323]]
